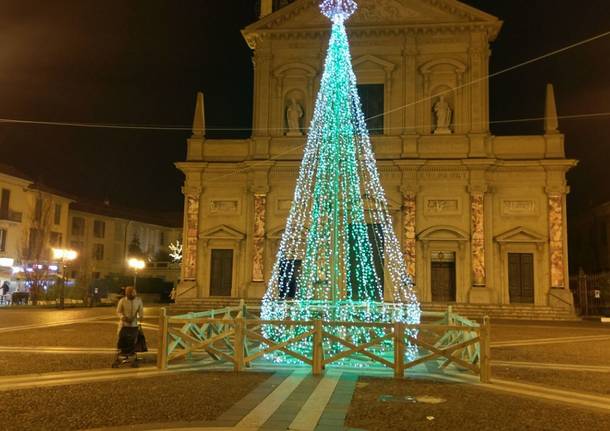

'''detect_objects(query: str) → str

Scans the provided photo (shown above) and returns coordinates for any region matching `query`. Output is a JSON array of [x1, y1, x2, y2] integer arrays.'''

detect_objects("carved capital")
[[400, 185, 419, 197], [182, 186, 203, 198], [468, 184, 488, 194]]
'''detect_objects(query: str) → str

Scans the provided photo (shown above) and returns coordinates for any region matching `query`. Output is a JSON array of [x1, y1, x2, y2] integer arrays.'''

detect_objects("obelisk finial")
[[545, 83, 559, 134]]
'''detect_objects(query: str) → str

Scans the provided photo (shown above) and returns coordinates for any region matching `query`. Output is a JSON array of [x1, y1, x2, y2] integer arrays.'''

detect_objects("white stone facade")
[[176, 0, 576, 310]]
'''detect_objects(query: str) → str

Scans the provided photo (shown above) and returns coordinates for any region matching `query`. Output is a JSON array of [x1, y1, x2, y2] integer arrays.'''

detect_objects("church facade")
[[176, 0, 577, 312]]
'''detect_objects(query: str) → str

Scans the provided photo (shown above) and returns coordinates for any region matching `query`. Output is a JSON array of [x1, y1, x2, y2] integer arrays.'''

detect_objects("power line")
[[367, 29, 610, 121], [0, 29, 608, 134]]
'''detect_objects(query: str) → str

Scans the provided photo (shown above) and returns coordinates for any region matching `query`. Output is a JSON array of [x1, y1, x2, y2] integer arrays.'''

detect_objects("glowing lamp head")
[[0, 257, 14, 268], [52, 248, 78, 261], [128, 258, 145, 270], [320, 0, 358, 23]]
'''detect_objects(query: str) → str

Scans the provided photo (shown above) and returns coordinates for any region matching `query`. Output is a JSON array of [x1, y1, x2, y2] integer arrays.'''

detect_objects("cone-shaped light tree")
[[262, 0, 420, 349]]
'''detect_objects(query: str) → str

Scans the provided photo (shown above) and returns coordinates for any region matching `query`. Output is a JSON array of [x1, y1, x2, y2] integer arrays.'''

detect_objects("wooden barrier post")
[[234, 317, 245, 372], [394, 323, 405, 378], [157, 307, 169, 370], [312, 319, 323, 375], [479, 316, 491, 383]]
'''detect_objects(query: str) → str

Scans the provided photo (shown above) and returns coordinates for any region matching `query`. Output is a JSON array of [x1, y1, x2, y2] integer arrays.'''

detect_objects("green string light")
[[261, 0, 420, 364]]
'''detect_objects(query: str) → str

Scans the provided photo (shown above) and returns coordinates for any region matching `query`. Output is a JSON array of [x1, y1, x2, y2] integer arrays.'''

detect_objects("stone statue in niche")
[[433, 95, 453, 135], [286, 97, 304, 136]]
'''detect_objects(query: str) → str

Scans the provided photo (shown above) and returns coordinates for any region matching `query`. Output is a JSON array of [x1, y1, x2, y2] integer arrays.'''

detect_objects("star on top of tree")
[[320, 0, 358, 22]]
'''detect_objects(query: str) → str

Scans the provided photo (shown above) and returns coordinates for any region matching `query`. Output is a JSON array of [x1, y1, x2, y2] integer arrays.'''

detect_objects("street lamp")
[[127, 257, 145, 288], [52, 248, 78, 310]]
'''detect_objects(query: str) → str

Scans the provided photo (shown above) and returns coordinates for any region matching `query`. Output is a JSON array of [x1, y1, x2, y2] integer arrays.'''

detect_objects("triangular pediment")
[[200, 224, 245, 240], [495, 227, 546, 244], [245, 0, 499, 33], [268, 226, 285, 239]]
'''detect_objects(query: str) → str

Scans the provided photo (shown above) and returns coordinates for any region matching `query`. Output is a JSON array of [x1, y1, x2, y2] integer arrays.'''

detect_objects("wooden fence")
[[157, 302, 491, 382]]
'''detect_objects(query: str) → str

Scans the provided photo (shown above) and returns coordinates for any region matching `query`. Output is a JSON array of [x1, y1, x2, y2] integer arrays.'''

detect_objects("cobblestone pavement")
[[1, 309, 610, 430], [346, 376, 610, 431], [2, 371, 270, 431], [492, 366, 610, 396], [0, 306, 160, 329], [0, 322, 160, 348]]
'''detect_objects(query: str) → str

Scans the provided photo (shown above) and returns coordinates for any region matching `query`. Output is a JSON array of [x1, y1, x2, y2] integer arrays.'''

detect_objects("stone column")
[[470, 190, 486, 287], [402, 192, 417, 281], [548, 193, 565, 289], [182, 187, 201, 281], [252, 194, 267, 282]]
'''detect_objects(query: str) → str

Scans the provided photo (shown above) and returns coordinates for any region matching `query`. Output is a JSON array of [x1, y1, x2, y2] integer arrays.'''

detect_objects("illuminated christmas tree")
[[261, 0, 420, 361]]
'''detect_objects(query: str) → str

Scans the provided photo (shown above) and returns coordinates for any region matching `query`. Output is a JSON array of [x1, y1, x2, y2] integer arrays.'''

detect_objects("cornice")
[[243, 0, 502, 49], [245, 21, 500, 49]]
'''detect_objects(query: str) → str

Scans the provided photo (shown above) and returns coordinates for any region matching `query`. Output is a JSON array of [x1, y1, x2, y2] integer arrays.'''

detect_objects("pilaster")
[[395, 160, 424, 282], [247, 162, 274, 294], [252, 194, 267, 282]]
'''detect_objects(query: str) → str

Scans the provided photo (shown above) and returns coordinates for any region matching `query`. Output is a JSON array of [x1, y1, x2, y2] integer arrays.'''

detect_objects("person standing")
[[114, 286, 145, 367], [116, 286, 143, 329], [1, 281, 10, 305]]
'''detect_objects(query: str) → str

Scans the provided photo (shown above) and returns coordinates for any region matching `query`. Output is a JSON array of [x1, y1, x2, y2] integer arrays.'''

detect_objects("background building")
[[0, 163, 72, 297], [1, 163, 182, 301], [67, 201, 182, 286], [175, 0, 577, 317]]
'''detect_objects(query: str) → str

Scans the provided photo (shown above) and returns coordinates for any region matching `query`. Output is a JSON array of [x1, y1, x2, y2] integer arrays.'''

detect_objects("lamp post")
[[52, 248, 78, 310], [128, 258, 145, 288]]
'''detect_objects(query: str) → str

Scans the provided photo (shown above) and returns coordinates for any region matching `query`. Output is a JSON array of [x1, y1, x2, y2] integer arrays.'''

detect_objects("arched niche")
[[273, 63, 318, 136], [419, 58, 467, 134]]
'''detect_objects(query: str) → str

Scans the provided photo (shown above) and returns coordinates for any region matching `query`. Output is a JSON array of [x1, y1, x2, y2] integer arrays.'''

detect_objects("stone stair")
[[171, 298, 579, 321], [420, 303, 579, 321]]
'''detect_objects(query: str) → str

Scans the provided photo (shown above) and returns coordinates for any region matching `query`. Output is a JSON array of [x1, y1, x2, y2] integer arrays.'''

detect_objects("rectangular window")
[[28, 228, 41, 257], [1, 189, 10, 218], [357, 84, 384, 135], [349, 224, 385, 301], [34, 199, 43, 222], [71, 217, 85, 236], [93, 244, 104, 261], [49, 232, 63, 247], [114, 223, 124, 241], [113, 242, 124, 263], [54, 204, 62, 225], [159, 231, 165, 246], [93, 220, 106, 239], [279, 259, 301, 299], [0, 228, 6, 252]]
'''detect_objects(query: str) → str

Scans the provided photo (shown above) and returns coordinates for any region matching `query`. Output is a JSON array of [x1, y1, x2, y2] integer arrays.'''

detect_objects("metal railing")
[[0, 209, 22, 223]]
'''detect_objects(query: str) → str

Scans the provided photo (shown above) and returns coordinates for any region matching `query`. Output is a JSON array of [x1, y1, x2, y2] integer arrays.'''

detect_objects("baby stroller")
[[112, 325, 147, 368]]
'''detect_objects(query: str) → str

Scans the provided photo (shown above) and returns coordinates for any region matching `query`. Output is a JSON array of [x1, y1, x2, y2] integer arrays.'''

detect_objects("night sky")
[[0, 0, 609, 217]]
